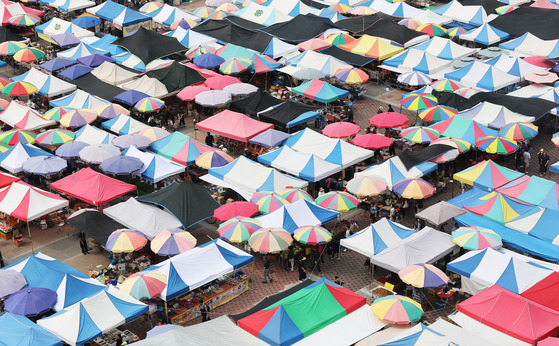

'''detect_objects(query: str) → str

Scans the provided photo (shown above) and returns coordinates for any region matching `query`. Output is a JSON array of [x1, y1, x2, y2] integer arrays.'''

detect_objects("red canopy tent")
[[521, 272, 559, 312], [457, 285, 559, 344], [195, 110, 273, 143], [49, 168, 136, 206], [0, 0, 44, 26], [0, 171, 19, 189]]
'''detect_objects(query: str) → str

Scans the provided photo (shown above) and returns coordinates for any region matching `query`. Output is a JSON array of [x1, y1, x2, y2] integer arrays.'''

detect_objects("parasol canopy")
[[397, 71, 432, 86], [0, 270, 27, 298], [278, 187, 314, 203], [418, 105, 457, 122], [322, 122, 361, 138], [217, 216, 262, 243], [119, 271, 167, 300], [392, 178, 435, 199], [314, 191, 359, 212], [352, 133, 393, 149], [398, 264, 449, 289], [2, 81, 37, 96], [293, 225, 332, 245], [250, 191, 290, 214], [498, 122, 538, 141], [99, 156, 144, 175], [346, 175, 387, 197], [35, 129, 75, 146], [452, 226, 502, 250], [400, 126, 441, 143], [475, 136, 518, 154], [105, 229, 148, 253], [248, 227, 292, 253], [369, 112, 408, 128], [135, 97, 165, 113], [371, 295, 424, 324], [78, 144, 120, 164], [150, 228, 197, 256], [4, 287, 57, 317], [195, 150, 233, 169]]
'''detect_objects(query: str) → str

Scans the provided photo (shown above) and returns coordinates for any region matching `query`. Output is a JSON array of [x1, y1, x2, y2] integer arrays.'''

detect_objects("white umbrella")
[[22, 156, 67, 176], [195, 90, 232, 107], [292, 68, 325, 80], [223, 83, 258, 96], [397, 71, 432, 86], [79, 144, 120, 164]]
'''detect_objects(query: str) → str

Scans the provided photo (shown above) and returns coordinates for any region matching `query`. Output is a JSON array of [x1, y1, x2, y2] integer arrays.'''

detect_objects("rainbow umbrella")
[[170, 18, 197, 31], [430, 79, 465, 92], [325, 33, 355, 45], [140, 1, 163, 12], [60, 109, 97, 128], [216, 2, 240, 11], [135, 97, 165, 113], [398, 18, 421, 30], [105, 229, 147, 253], [138, 127, 170, 141], [329, 3, 350, 13], [452, 226, 502, 250], [0, 77, 10, 90], [150, 228, 197, 256], [43, 106, 75, 122], [553, 132, 559, 146], [186, 45, 216, 60], [35, 129, 75, 146], [0, 129, 36, 145], [400, 126, 441, 143], [475, 136, 518, 155], [398, 264, 449, 289], [219, 57, 252, 75], [278, 187, 314, 203], [293, 226, 332, 245], [195, 150, 233, 169], [447, 27, 467, 38], [392, 178, 435, 199], [13, 48, 45, 63], [346, 175, 387, 197], [0, 41, 26, 55], [0, 143, 10, 153], [352, 134, 393, 149], [95, 103, 129, 120], [348, 6, 376, 16], [430, 137, 471, 153], [335, 67, 369, 84], [322, 122, 361, 138], [250, 191, 290, 214], [371, 295, 424, 324], [315, 191, 359, 212], [1, 81, 37, 96], [119, 271, 167, 300], [498, 122, 538, 141], [418, 105, 457, 122], [8, 14, 41, 27], [416, 24, 447, 37], [193, 6, 215, 19], [454, 87, 481, 98], [207, 10, 230, 19], [248, 228, 292, 253], [400, 93, 438, 111], [369, 112, 409, 128], [496, 5, 517, 14], [217, 217, 262, 242]]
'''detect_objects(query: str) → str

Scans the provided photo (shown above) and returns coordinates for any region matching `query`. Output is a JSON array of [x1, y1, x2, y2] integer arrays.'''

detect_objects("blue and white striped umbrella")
[[397, 71, 432, 86]]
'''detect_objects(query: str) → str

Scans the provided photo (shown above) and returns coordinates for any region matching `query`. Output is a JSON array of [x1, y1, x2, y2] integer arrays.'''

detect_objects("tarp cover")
[[260, 14, 340, 43], [145, 61, 206, 93], [336, 17, 428, 47], [50, 167, 136, 206], [259, 101, 322, 128], [69, 73, 126, 102], [113, 27, 187, 64], [489, 7, 559, 40], [137, 182, 220, 229], [67, 209, 125, 245], [397, 145, 455, 170], [229, 89, 283, 117], [319, 46, 376, 66], [0, 26, 22, 43]]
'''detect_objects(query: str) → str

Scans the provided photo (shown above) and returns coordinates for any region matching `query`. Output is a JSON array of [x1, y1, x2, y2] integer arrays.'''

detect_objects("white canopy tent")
[[11, 67, 76, 97], [410, 36, 477, 61], [234, 2, 292, 26], [50, 89, 109, 109], [499, 32, 559, 58], [74, 124, 115, 145], [0, 101, 55, 130], [444, 61, 520, 91], [368, 0, 424, 18], [0, 181, 68, 222], [263, 0, 316, 16], [91, 61, 138, 85], [283, 50, 351, 77], [0, 144, 52, 174], [356, 156, 437, 189], [427, 319, 502, 346], [36, 18, 94, 40], [122, 146, 183, 183], [381, 49, 451, 75], [412, 10, 452, 26], [165, 26, 218, 49], [121, 75, 168, 97], [432, 0, 488, 26], [102, 114, 149, 135], [104, 198, 182, 240], [149, 4, 200, 25], [42, 0, 95, 11], [484, 54, 542, 79], [256, 199, 339, 233], [457, 102, 535, 129], [369, 227, 457, 273]]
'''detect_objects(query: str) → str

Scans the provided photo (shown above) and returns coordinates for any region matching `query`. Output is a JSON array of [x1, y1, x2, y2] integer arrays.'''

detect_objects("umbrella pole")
[[164, 301, 168, 323], [27, 222, 34, 254]]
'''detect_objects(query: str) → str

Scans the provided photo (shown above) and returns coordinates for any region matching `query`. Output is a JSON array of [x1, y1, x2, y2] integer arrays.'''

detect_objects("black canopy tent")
[[0, 27, 24, 43], [113, 27, 188, 64], [225, 16, 265, 31], [259, 14, 340, 43], [336, 13, 397, 32], [67, 210, 126, 246], [490, 7, 559, 40], [337, 17, 428, 47], [460, 0, 503, 14], [137, 182, 220, 229], [397, 144, 456, 170], [69, 73, 126, 102], [259, 101, 323, 128], [319, 46, 376, 66], [145, 61, 206, 93], [229, 89, 284, 118], [192, 19, 276, 53]]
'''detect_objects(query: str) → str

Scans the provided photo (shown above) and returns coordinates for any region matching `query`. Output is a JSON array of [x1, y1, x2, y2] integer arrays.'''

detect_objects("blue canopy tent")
[[505, 207, 559, 244], [86, 0, 151, 27], [0, 313, 62, 346], [113, 89, 149, 105], [249, 129, 291, 148], [256, 199, 339, 233], [357, 157, 437, 189], [460, 23, 510, 46], [71, 15, 102, 28], [57, 42, 109, 60], [50, 89, 108, 108], [57, 64, 93, 80], [39, 57, 77, 72], [88, 34, 117, 51]]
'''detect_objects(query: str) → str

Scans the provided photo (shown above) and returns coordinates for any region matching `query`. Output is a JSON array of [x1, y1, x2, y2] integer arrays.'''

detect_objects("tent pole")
[[27, 222, 34, 254], [164, 301, 169, 323]]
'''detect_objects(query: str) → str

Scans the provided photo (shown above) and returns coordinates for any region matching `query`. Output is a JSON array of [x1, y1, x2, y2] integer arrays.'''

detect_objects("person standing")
[[313, 247, 321, 273], [287, 246, 294, 272], [523, 148, 531, 170], [297, 257, 307, 281], [115, 334, 123, 346], [263, 255, 273, 283], [199, 298, 210, 322], [79, 232, 88, 255], [541, 151, 550, 175], [205, 133, 214, 147], [387, 104, 394, 113]]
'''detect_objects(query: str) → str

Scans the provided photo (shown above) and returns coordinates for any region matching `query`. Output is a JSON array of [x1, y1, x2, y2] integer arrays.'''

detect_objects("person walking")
[[538, 148, 545, 174], [313, 247, 321, 273], [79, 232, 88, 255], [263, 255, 273, 283], [523, 149, 531, 170], [297, 257, 307, 281], [541, 151, 550, 175]]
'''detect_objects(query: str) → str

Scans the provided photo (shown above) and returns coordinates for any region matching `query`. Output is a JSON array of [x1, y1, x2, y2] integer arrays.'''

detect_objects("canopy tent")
[[233, 2, 292, 26], [484, 54, 542, 79], [50, 167, 136, 206], [377, 323, 454, 346], [413, 9, 453, 26], [57, 64, 93, 81], [284, 128, 373, 168], [205, 156, 308, 200], [339, 35, 404, 61], [102, 114, 149, 135], [121, 75, 168, 98], [113, 28, 187, 64], [133, 316, 266, 346], [250, 129, 291, 148], [445, 61, 520, 91], [504, 207, 559, 244], [144, 239, 253, 300], [456, 285, 559, 345], [448, 248, 553, 295], [0, 313, 62, 346], [110, 52, 171, 73], [50, 89, 108, 109], [292, 79, 349, 104], [340, 218, 415, 258], [86, 0, 150, 27], [148, 132, 214, 166], [258, 145, 342, 182], [0, 171, 19, 188], [0, 143, 52, 174], [462, 191, 536, 225], [521, 272, 559, 312], [256, 199, 339, 233], [11, 67, 76, 97], [122, 146, 183, 183], [283, 49, 351, 77], [457, 102, 534, 130], [145, 61, 206, 93], [57, 42, 109, 60], [319, 46, 377, 67], [38, 286, 147, 346], [460, 23, 510, 46], [0, 100, 56, 130], [381, 49, 450, 75], [164, 26, 217, 48], [67, 209, 125, 245], [260, 14, 339, 43], [0, 26, 23, 43], [68, 73, 126, 103], [499, 32, 559, 58], [489, 7, 559, 40], [432, 0, 487, 26], [427, 318, 506, 346], [195, 110, 273, 143], [137, 182, 220, 229], [337, 18, 428, 48], [453, 160, 524, 192], [238, 278, 366, 345], [229, 89, 283, 118], [449, 312, 532, 346], [0, 1, 44, 27], [370, 226, 456, 273], [90, 61, 137, 85], [5, 252, 104, 311], [148, 3, 199, 26], [40, 0, 94, 12], [415, 201, 466, 227], [496, 175, 559, 210], [261, 0, 316, 16], [356, 156, 437, 189], [429, 115, 498, 145], [104, 198, 182, 240], [74, 124, 115, 145], [259, 101, 321, 128], [368, 0, 424, 18], [410, 36, 477, 61]]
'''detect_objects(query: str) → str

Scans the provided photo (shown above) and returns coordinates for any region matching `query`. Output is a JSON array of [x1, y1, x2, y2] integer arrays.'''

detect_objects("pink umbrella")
[[523, 56, 556, 68], [523, 70, 559, 84], [322, 122, 361, 138], [369, 112, 409, 128], [352, 133, 393, 149], [177, 84, 210, 101], [204, 75, 241, 90]]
